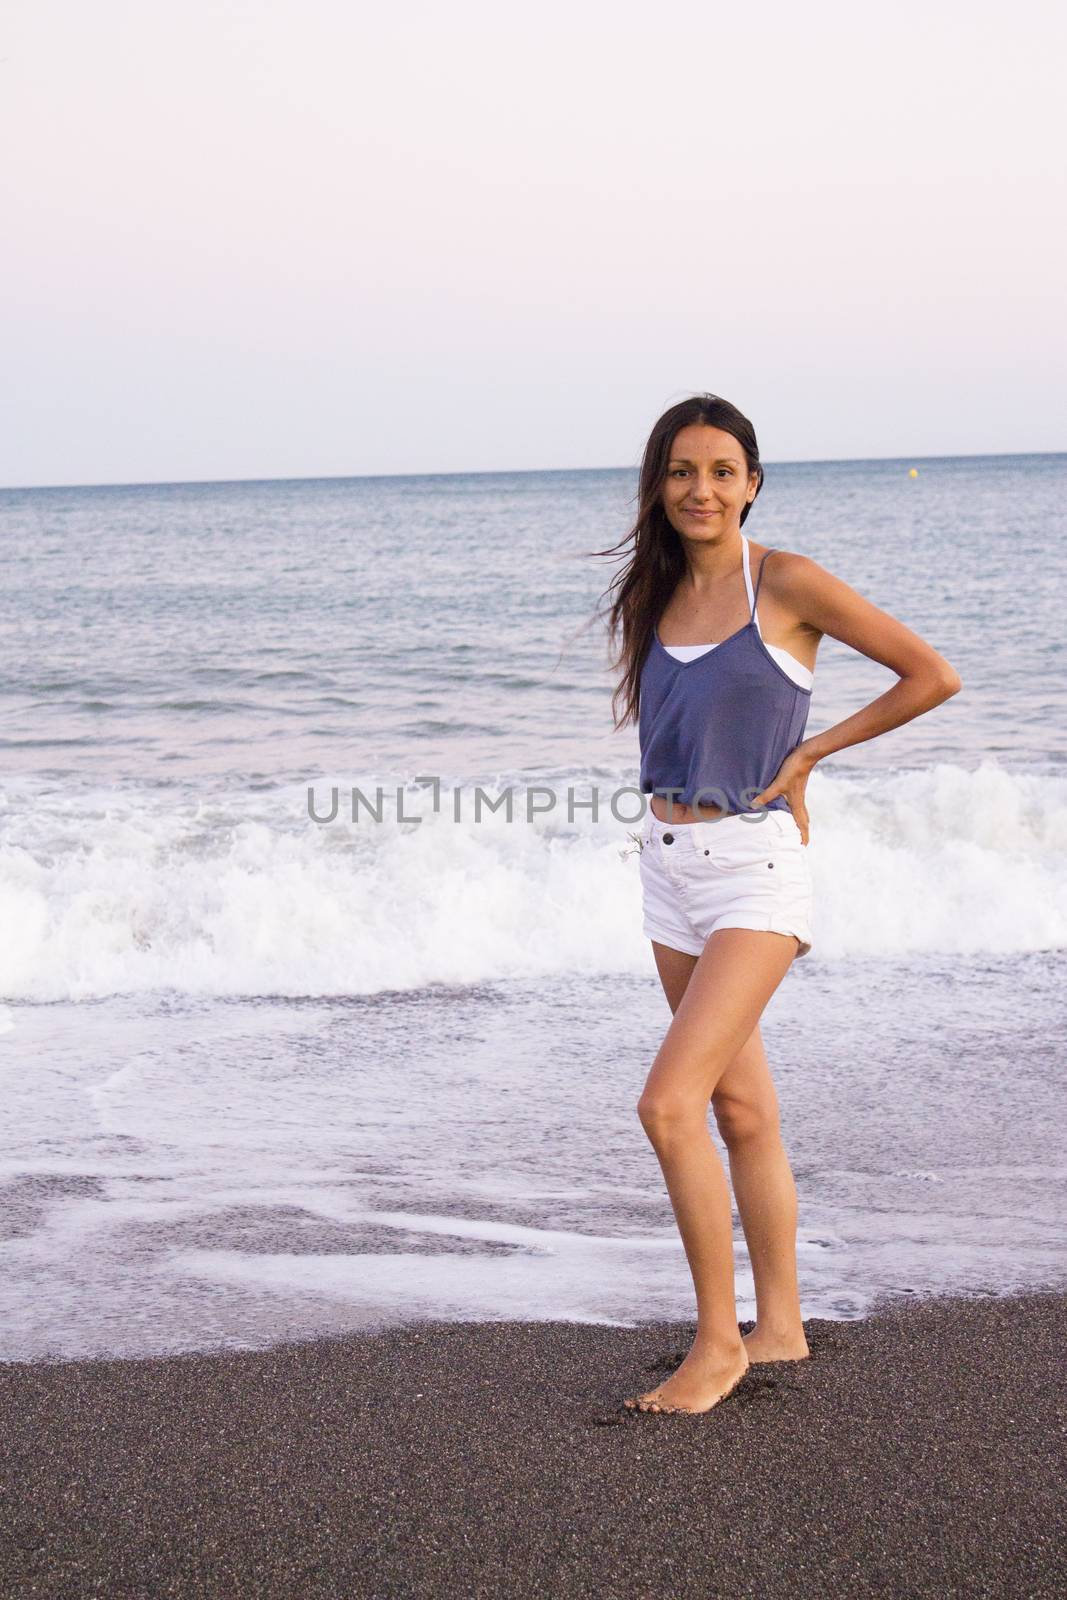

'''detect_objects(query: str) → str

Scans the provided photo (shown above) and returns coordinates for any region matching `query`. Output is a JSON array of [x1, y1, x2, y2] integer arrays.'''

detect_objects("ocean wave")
[[1, 759, 1065, 1002]]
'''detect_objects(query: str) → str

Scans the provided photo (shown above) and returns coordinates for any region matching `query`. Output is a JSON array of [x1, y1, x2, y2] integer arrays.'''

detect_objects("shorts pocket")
[[692, 824, 780, 874]]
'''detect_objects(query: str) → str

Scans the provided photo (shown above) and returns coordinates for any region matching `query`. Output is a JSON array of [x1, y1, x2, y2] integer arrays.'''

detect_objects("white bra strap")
[[741, 535, 763, 638]]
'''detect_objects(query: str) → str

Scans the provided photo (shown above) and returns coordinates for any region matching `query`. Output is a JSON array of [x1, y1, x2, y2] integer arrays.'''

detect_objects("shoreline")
[[3, 1288, 1064, 1597]]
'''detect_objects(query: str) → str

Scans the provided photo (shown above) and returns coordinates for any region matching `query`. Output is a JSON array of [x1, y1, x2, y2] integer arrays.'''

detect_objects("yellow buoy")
[[909, 467, 919, 478]]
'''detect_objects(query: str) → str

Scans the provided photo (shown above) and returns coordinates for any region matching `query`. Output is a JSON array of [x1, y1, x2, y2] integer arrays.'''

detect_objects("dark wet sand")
[[2, 1290, 1064, 1598]]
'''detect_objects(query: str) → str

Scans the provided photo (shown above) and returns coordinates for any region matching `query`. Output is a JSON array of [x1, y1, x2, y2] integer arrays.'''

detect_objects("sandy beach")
[[2, 1289, 1063, 1598]]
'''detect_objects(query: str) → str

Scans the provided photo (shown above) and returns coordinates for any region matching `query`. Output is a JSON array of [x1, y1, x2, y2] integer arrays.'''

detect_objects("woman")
[[598, 394, 962, 1417]]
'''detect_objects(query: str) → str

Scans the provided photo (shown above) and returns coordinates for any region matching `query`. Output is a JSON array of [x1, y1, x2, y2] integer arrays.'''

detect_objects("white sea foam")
[[1, 758, 1065, 1002]]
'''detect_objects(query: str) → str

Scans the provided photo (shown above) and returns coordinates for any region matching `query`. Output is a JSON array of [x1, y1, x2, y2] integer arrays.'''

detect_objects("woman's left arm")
[[752, 554, 963, 842]]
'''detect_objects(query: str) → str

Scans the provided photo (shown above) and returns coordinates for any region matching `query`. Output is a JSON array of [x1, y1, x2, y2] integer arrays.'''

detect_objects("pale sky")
[[2, 0, 1064, 487]]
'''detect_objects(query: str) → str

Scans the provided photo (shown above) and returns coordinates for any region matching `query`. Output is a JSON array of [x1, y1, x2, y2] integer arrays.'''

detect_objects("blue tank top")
[[638, 535, 812, 816]]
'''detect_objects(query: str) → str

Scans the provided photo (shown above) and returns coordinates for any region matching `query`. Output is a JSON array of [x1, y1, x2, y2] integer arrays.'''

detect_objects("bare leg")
[[624, 927, 799, 1413], [713, 1031, 810, 1361], [640, 941, 810, 1363]]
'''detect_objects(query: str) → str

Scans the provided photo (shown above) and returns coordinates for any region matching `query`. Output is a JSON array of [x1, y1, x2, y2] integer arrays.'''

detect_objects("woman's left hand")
[[749, 747, 818, 845]]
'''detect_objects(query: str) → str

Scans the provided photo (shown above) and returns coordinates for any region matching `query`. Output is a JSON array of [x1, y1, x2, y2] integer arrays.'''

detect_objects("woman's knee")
[[636, 1090, 706, 1146], [712, 1092, 780, 1149]]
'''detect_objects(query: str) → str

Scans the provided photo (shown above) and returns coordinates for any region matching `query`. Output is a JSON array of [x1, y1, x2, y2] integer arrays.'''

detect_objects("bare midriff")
[[649, 794, 730, 824]]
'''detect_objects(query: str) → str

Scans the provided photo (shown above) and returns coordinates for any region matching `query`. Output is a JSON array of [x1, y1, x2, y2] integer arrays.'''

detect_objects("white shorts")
[[638, 808, 814, 959]]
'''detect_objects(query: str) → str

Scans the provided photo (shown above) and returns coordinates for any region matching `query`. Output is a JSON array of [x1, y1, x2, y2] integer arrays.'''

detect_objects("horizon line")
[[1, 446, 1064, 494]]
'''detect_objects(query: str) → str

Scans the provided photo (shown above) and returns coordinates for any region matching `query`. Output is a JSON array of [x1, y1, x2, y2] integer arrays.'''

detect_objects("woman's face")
[[660, 423, 759, 540]]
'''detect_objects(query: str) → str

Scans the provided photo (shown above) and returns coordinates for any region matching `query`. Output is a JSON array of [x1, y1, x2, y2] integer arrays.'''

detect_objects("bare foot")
[[741, 1325, 810, 1363], [624, 1343, 750, 1415]]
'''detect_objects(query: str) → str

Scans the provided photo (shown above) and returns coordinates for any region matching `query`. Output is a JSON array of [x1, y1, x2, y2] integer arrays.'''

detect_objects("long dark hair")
[[591, 394, 764, 732]]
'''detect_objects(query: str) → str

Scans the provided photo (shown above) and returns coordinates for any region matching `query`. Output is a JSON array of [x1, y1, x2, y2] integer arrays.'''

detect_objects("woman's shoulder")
[[755, 547, 835, 589], [752, 548, 846, 636]]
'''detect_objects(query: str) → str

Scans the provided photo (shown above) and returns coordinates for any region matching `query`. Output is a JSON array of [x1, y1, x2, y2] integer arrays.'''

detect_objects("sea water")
[[1, 456, 1065, 1360]]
